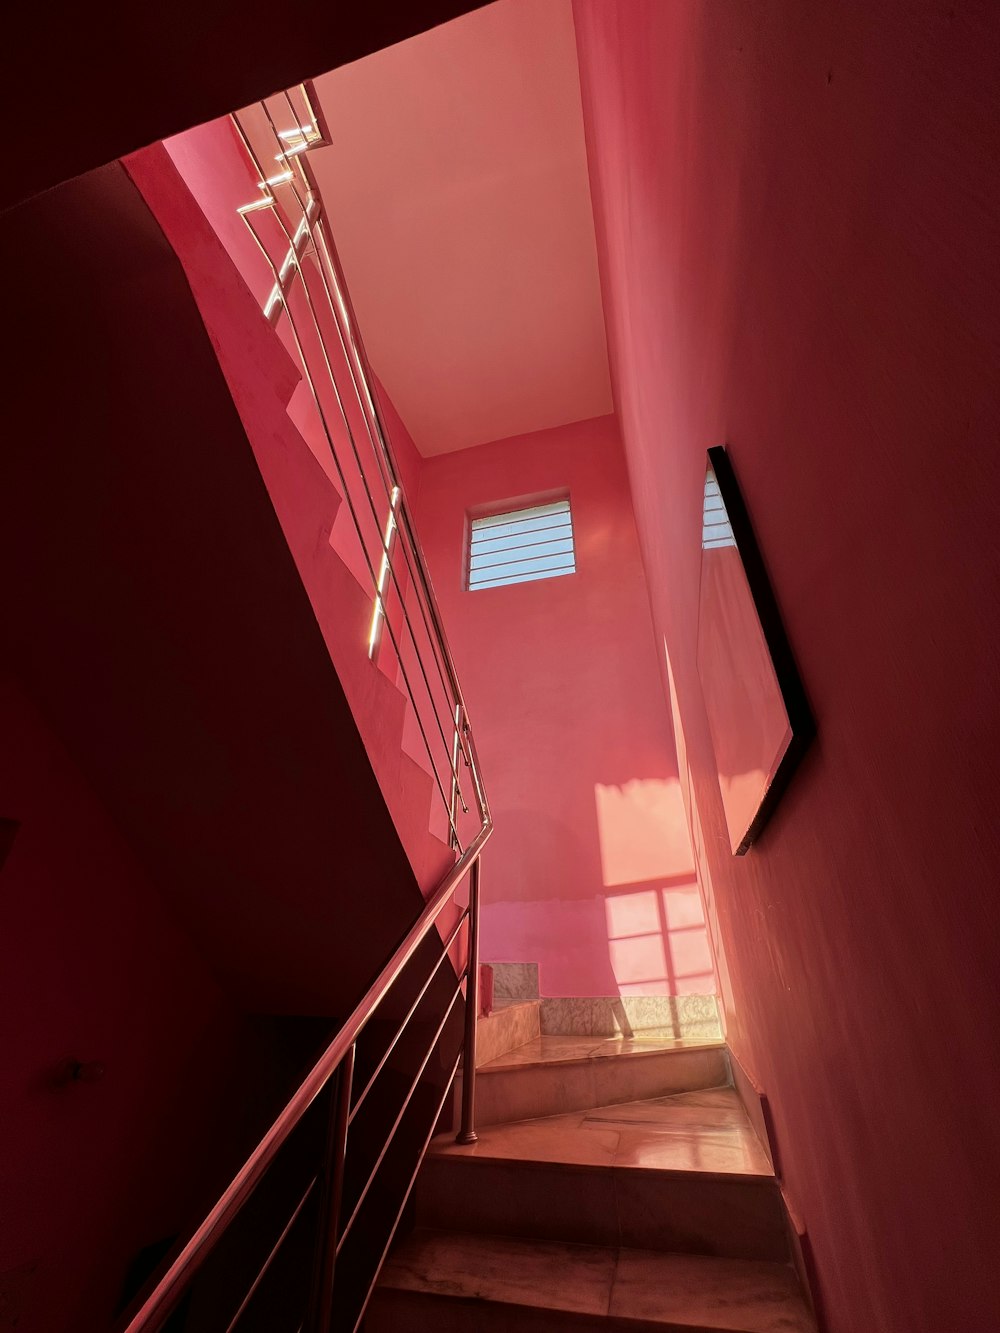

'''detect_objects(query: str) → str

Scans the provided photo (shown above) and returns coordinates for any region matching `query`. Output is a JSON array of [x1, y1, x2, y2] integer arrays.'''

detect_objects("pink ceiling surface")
[[310, 0, 611, 457]]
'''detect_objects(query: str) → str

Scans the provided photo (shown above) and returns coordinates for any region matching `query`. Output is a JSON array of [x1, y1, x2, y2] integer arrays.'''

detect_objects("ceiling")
[[310, 0, 612, 457]]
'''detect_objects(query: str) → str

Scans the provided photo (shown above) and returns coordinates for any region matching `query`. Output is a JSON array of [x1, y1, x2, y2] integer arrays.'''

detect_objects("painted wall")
[[0, 675, 244, 1333], [310, 0, 611, 456], [133, 131, 458, 896], [1, 0, 487, 212], [574, 2, 1000, 1329], [416, 414, 715, 998]]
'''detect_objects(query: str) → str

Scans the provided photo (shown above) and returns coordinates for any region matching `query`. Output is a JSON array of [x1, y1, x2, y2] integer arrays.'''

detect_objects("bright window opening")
[[468, 498, 575, 590], [702, 469, 735, 549]]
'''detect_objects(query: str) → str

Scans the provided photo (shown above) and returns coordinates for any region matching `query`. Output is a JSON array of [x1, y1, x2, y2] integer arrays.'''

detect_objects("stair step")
[[420, 1089, 786, 1261], [464, 1036, 729, 1126], [476, 998, 541, 1068], [368, 1229, 816, 1331]]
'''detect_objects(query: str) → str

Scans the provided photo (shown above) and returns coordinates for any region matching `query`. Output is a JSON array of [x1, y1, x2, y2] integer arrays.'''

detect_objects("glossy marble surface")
[[610, 1247, 814, 1329], [475, 998, 540, 1068], [489, 961, 539, 1001], [375, 1229, 815, 1331], [473, 1040, 729, 1126], [432, 1087, 772, 1178], [540, 993, 722, 1042], [421, 1085, 786, 1261], [483, 1033, 725, 1070], [381, 1229, 615, 1316]]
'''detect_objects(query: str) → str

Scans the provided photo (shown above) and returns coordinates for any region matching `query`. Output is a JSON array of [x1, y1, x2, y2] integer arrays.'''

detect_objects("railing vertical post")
[[448, 704, 464, 850], [312, 1042, 355, 1333], [456, 858, 481, 1145]]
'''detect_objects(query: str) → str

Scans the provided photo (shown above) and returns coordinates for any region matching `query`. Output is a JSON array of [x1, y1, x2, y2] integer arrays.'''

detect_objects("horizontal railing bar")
[[348, 907, 470, 1125], [278, 286, 468, 827], [350, 1044, 464, 1333], [470, 520, 573, 548], [302, 170, 483, 748], [472, 564, 576, 589], [224, 1177, 318, 1333], [384, 503, 470, 785], [336, 978, 465, 1254], [233, 120, 460, 810], [121, 828, 490, 1333], [234, 172, 466, 841]]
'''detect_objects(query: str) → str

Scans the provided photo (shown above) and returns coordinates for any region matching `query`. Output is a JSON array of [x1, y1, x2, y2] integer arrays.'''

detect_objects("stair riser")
[[367, 1289, 782, 1332], [417, 1157, 788, 1262], [466, 1047, 729, 1126]]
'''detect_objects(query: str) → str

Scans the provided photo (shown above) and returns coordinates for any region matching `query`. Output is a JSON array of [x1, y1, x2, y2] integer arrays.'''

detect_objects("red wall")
[[0, 676, 243, 1333], [130, 134, 457, 897], [574, 2, 1000, 1328], [417, 414, 715, 998], [0, 1, 487, 213]]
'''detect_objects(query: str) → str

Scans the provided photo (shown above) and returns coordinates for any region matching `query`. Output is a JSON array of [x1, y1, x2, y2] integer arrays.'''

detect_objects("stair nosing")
[[425, 1144, 775, 1185]]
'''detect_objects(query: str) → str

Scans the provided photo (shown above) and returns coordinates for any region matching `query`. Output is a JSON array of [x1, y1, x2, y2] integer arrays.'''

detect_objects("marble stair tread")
[[482, 1033, 725, 1072], [419, 1087, 787, 1260], [372, 1229, 815, 1331], [431, 1087, 773, 1178]]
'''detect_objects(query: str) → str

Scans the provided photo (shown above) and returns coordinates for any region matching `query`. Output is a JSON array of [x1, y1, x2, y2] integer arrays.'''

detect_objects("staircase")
[[369, 1036, 817, 1331]]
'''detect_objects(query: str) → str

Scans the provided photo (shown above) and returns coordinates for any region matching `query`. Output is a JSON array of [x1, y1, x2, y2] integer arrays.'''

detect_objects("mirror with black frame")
[[696, 446, 814, 854]]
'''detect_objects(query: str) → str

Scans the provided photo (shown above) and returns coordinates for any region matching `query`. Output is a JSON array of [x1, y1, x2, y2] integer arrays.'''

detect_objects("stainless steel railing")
[[120, 84, 491, 1332], [229, 83, 481, 855], [122, 827, 489, 1333]]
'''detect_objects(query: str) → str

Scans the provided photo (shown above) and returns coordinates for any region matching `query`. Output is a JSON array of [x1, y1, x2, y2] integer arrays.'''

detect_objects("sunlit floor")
[[432, 1085, 772, 1178]]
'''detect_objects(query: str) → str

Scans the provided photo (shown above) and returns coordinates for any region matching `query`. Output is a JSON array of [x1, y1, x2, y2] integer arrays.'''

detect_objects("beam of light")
[[368, 488, 402, 659]]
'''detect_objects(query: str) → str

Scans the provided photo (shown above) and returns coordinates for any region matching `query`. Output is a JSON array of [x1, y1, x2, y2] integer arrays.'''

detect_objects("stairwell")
[[370, 1033, 816, 1332]]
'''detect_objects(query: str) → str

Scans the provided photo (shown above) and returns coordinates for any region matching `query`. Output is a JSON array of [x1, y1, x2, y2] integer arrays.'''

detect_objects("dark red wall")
[[417, 415, 715, 997], [1, 159, 431, 1015], [574, 1, 1000, 1329], [0, 1, 486, 213], [0, 676, 243, 1333]]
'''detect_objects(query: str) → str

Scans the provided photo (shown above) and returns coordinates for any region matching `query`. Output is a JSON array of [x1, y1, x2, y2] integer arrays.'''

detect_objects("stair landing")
[[468, 1033, 729, 1126], [433, 1086, 772, 1178]]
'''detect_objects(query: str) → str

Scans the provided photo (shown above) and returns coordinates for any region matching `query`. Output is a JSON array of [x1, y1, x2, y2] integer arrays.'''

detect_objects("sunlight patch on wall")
[[663, 637, 730, 1020], [594, 777, 694, 888], [604, 884, 714, 995]]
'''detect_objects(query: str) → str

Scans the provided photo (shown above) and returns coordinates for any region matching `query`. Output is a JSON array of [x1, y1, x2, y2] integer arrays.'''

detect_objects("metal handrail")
[[232, 98, 476, 847], [121, 85, 494, 1333], [122, 819, 491, 1333]]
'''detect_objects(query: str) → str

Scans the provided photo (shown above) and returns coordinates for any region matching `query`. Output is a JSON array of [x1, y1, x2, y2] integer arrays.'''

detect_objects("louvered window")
[[468, 499, 576, 590], [702, 468, 736, 549]]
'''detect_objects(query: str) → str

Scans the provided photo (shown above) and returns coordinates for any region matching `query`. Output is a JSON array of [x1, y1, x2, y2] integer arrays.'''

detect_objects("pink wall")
[[0, 675, 243, 1333], [574, 2, 1000, 1329], [130, 135, 457, 900], [416, 414, 715, 998]]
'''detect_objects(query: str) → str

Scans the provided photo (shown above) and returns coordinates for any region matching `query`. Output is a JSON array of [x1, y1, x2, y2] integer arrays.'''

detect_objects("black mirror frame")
[[702, 444, 816, 853]]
